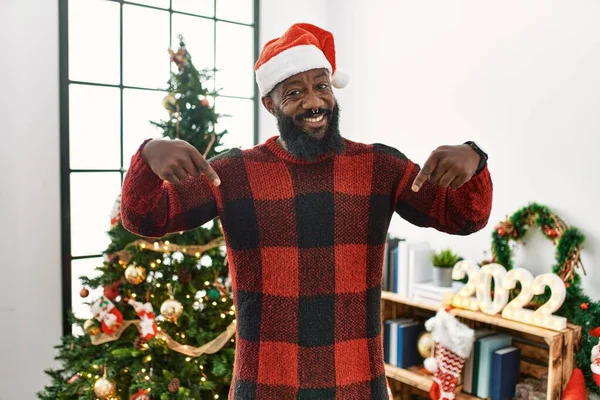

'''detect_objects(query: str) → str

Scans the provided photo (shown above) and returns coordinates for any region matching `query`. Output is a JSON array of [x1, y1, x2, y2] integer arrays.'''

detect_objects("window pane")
[[69, 84, 121, 170], [216, 22, 254, 97], [127, 0, 169, 8], [71, 172, 122, 257], [217, 0, 254, 24], [69, 0, 120, 84], [70, 257, 104, 321], [215, 96, 254, 150], [172, 13, 215, 73], [123, 5, 170, 88], [123, 89, 166, 169], [172, 0, 214, 17]]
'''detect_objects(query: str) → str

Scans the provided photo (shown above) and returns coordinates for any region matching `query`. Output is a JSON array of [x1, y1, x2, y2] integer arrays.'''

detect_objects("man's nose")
[[302, 90, 325, 110]]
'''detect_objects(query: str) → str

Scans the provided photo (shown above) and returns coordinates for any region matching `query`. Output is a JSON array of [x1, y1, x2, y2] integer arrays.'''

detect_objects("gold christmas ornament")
[[161, 283, 184, 322], [417, 332, 434, 359], [162, 93, 177, 112], [125, 264, 147, 285], [161, 298, 183, 322], [84, 319, 101, 336], [93, 376, 116, 398]]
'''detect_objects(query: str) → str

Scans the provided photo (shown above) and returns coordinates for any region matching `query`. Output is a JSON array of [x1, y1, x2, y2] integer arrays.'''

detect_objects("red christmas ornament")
[[590, 327, 600, 337], [200, 98, 210, 108], [80, 287, 89, 298], [497, 228, 505, 236], [103, 280, 123, 301], [580, 302, 589, 310]]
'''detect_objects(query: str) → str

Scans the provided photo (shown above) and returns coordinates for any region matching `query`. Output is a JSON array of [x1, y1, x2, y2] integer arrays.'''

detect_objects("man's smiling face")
[[262, 68, 343, 161]]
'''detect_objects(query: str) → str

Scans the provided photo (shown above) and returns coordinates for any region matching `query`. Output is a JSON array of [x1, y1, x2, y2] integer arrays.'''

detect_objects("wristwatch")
[[464, 141, 488, 175]]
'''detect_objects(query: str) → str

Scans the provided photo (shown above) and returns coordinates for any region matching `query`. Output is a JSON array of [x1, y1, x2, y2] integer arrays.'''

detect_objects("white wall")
[[261, 1, 600, 300], [258, 1, 330, 141], [0, 1, 62, 399]]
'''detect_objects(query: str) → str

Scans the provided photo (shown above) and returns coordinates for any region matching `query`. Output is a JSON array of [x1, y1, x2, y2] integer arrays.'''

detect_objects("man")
[[121, 23, 492, 400]]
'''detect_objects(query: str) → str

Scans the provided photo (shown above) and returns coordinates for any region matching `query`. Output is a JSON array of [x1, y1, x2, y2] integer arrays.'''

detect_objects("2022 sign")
[[451, 260, 567, 331]]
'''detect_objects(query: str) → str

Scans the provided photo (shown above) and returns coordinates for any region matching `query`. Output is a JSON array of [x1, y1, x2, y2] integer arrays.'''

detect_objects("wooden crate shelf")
[[381, 291, 581, 400], [385, 363, 480, 400]]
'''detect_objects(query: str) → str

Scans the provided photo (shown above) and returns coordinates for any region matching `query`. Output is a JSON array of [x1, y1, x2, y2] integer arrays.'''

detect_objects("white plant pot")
[[432, 267, 453, 287]]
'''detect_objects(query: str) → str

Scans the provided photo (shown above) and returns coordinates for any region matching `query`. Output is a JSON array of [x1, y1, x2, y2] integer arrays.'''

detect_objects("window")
[[59, 0, 259, 334]]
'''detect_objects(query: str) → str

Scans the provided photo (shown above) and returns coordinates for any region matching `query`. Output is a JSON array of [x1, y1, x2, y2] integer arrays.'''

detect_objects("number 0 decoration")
[[451, 260, 567, 331]]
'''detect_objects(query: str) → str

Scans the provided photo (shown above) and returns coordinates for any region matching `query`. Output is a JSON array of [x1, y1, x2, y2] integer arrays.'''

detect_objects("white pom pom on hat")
[[331, 68, 349, 89], [255, 23, 349, 96]]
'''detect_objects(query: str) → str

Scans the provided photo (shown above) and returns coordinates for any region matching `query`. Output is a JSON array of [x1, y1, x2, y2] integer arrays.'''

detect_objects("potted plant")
[[431, 248, 460, 287]]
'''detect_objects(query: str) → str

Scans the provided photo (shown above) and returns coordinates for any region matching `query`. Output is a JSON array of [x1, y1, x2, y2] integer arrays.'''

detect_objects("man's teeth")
[[304, 115, 324, 122]]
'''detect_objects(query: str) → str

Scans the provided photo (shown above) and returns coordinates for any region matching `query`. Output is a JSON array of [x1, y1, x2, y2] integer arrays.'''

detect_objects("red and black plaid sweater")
[[121, 136, 493, 400]]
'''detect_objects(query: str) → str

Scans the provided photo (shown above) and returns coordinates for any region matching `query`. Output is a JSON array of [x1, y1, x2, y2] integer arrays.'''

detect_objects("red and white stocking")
[[428, 343, 466, 400], [423, 308, 474, 400]]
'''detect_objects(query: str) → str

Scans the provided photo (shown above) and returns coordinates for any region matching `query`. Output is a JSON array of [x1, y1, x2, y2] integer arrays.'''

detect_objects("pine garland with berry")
[[490, 202, 600, 395]]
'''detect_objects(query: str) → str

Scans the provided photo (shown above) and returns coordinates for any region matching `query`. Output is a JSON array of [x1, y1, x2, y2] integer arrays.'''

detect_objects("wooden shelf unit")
[[381, 291, 581, 400]]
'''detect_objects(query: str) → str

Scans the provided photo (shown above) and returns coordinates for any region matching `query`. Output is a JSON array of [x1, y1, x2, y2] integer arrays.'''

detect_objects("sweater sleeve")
[[120, 141, 219, 238], [380, 145, 493, 235]]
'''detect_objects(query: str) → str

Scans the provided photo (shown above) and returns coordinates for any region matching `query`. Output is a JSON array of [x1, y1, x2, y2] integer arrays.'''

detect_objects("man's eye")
[[317, 84, 329, 90], [288, 90, 301, 96]]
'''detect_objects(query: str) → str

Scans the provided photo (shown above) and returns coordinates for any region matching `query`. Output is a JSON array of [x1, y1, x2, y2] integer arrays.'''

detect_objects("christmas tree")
[[38, 35, 236, 400]]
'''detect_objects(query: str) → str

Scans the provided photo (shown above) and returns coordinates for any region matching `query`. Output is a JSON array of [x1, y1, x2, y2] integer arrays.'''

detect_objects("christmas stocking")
[[423, 308, 475, 400], [91, 296, 123, 334], [128, 299, 158, 341]]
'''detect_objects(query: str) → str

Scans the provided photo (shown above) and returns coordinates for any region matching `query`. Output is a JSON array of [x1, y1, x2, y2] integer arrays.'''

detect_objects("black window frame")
[[59, 0, 260, 334]]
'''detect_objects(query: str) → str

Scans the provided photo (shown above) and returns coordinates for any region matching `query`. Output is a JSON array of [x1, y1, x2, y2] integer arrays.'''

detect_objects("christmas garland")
[[88, 318, 236, 357], [490, 203, 600, 395]]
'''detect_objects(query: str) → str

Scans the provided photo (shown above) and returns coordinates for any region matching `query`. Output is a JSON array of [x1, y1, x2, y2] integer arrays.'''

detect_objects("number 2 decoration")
[[451, 260, 567, 331]]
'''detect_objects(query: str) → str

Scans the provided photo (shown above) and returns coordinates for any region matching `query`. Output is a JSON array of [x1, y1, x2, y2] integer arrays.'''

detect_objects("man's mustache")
[[295, 108, 332, 122]]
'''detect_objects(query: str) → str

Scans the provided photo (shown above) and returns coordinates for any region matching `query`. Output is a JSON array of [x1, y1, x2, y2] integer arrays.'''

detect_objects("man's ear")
[[262, 96, 275, 115]]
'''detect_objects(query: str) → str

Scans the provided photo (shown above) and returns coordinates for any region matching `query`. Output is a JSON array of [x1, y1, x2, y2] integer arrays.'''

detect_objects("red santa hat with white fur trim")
[[255, 23, 349, 97]]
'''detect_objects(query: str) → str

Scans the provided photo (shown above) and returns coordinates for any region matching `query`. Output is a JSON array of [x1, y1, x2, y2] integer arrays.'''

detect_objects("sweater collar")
[[264, 135, 341, 164]]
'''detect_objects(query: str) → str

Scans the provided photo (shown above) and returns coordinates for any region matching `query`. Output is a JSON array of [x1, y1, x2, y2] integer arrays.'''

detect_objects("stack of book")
[[411, 281, 464, 306], [382, 237, 432, 297], [462, 330, 521, 400], [382, 236, 464, 307], [382, 317, 424, 368]]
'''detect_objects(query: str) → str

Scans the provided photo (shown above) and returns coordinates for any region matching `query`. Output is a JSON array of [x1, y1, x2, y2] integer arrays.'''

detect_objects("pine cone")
[[178, 269, 192, 284], [168, 377, 180, 393], [133, 336, 147, 350]]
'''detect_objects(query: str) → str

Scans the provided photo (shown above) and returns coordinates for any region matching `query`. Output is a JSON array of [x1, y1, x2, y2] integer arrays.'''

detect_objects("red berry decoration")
[[580, 302, 589, 310]]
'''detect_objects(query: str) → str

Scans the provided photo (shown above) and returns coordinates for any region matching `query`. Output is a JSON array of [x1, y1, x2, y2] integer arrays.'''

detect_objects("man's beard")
[[274, 103, 344, 161]]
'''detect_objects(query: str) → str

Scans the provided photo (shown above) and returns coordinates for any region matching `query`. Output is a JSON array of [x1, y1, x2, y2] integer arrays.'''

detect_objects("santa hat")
[[255, 23, 349, 97]]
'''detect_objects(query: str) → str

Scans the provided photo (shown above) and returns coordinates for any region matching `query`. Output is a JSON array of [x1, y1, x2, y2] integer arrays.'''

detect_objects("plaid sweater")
[[121, 136, 493, 400]]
